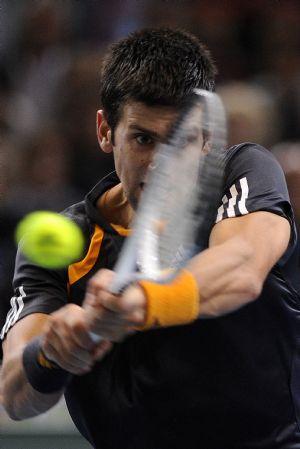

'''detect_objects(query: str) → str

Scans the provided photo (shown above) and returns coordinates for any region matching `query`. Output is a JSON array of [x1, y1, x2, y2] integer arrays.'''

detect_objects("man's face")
[[110, 102, 180, 209], [98, 101, 206, 209]]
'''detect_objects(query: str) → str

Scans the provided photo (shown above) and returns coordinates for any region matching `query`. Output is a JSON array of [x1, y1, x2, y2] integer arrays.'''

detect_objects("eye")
[[178, 128, 200, 147], [135, 134, 154, 146]]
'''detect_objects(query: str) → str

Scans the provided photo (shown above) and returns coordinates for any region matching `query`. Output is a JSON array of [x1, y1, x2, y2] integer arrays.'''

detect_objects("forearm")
[[188, 236, 261, 318], [1, 307, 112, 419], [1, 347, 63, 420], [135, 236, 261, 329], [189, 212, 291, 318]]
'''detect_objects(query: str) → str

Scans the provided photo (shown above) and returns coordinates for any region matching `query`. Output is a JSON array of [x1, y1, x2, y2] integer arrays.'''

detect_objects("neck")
[[97, 183, 133, 229]]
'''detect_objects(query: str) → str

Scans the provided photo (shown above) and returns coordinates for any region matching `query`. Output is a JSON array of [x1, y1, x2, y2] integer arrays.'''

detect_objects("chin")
[[130, 186, 145, 210], [128, 193, 139, 211]]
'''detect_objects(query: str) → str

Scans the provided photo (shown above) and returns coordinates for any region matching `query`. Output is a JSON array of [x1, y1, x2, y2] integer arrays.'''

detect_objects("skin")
[[97, 102, 181, 209], [1, 101, 291, 420]]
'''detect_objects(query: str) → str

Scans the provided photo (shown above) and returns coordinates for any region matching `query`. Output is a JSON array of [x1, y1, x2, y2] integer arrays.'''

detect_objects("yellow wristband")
[[138, 269, 200, 329]]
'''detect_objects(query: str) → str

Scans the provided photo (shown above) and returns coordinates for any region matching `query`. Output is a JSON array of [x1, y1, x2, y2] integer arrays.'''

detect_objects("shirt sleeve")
[[0, 248, 69, 342], [216, 143, 297, 265], [217, 143, 292, 222]]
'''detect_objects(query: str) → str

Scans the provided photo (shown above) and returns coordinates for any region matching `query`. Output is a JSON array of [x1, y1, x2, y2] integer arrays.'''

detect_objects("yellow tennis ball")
[[15, 211, 84, 269]]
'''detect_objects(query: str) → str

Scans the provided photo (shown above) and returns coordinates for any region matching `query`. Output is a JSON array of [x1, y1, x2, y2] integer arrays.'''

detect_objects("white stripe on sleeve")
[[0, 286, 25, 340], [238, 177, 249, 215], [216, 195, 228, 223], [216, 176, 249, 223], [227, 184, 238, 218]]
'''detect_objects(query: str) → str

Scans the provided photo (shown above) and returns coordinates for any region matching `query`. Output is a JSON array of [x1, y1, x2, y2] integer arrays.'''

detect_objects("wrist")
[[137, 269, 200, 329], [37, 347, 60, 369], [22, 337, 71, 394]]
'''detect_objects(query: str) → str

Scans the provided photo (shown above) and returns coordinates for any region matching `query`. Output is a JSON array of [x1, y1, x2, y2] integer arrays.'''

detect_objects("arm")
[[1, 313, 62, 420], [83, 210, 291, 335], [189, 210, 290, 317], [1, 305, 112, 420]]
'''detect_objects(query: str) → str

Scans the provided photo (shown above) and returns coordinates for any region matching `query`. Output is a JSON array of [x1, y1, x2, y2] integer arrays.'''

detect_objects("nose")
[[142, 146, 157, 172], [148, 161, 157, 171], [141, 153, 157, 185]]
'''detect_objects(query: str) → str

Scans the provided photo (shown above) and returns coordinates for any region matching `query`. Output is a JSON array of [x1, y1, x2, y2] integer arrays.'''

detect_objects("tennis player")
[[1, 28, 300, 449]]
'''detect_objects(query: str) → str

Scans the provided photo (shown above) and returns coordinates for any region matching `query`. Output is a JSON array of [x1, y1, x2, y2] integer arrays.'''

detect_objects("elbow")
[[2, 396, 22, 421], [4, 409, 23, 421], [241, 271, 263, 303], [1, 386, 21, 421], [0, 377, 20, 420], [1, 380, 29, 421]]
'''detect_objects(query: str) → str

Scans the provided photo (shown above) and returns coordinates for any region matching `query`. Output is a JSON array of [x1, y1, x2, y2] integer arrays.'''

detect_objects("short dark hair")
[[100, 27, 217, 133]]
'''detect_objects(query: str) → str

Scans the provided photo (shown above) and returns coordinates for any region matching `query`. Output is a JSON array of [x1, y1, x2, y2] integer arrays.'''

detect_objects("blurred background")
[[1, 0, 300, 447]]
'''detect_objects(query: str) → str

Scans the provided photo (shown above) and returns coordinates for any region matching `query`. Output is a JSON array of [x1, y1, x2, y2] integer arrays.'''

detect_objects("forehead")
[[119, 101, 179, 135]]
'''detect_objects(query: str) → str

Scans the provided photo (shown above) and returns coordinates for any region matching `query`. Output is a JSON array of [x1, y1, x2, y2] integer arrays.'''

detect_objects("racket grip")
[[85, 303, 104, 342], [89, 331, 103, 343]]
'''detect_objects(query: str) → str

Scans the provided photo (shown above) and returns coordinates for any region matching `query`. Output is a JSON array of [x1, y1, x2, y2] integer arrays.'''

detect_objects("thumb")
[[92, 340, 113, 361]]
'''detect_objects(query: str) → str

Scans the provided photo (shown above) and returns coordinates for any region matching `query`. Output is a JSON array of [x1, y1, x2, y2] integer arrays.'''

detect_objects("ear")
[[96, 110, 113, 153]]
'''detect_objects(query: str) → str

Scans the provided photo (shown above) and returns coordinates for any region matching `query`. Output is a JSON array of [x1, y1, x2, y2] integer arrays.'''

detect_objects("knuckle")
[[71, 320, 87, 335], [105, 293, 122, 311], [90, 269, 115, 289]]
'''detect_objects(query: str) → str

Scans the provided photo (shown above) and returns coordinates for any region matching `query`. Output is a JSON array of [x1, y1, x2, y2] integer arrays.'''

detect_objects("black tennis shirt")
[[1, 143, 300, 449]]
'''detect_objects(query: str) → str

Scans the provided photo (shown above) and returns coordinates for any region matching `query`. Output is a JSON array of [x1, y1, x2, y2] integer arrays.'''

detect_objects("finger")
[[53, 329, 94, 367], [47, 338, 92, 373], [44, 340, 92, 375], [90, 308, 135, 332], [50, 304, 95, 350], [89, 326, 125, 342], [122, 309, 146, 325], [87, 269, 116, 295], [84, 291, 110, 311], [70, 320, 95, 350], [98, 308, 144, 326], [87, 314, 130, 343], [44, 328, 94, 372], [92, 340, 113, 361], [99, 284, 146, 315]]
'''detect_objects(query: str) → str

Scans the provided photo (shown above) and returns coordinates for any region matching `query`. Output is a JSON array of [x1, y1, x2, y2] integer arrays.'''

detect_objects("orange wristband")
[[138, 269, 200, 329]]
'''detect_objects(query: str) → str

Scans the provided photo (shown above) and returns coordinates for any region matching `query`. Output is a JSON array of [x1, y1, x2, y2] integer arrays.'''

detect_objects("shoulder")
[[224, 142, 288, 194], [217, 141, 293, 224], [62, 201, 92, 235], [59, 169, 120, 240], [225, 142, 283, 173]]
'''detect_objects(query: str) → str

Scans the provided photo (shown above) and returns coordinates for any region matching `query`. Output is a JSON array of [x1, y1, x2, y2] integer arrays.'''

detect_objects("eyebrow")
[[128, 124, 162, 140]]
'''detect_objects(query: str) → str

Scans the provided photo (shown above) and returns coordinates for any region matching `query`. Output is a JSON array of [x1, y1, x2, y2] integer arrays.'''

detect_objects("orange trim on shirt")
[[68, 225, 104, 285], [110, 223, 131, 236]]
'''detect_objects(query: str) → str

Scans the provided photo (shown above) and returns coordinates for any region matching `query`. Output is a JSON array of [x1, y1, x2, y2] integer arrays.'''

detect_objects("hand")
[[83, 269, 147, 342], [40, 304, 112, 375]]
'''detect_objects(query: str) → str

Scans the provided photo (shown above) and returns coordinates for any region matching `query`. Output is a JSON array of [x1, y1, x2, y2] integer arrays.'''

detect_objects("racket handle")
[[89, 331, 103, 343], [85, 303, 103, 342]]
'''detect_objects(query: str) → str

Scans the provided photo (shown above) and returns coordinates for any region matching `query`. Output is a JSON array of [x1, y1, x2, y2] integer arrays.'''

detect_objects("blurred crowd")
[[1, 0, 300, 319]]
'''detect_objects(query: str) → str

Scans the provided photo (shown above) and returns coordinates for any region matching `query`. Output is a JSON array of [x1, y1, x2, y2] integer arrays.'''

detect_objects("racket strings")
[[112, 89, 227, 289]]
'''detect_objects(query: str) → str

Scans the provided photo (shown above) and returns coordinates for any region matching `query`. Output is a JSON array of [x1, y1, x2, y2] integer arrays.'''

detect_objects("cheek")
[[113, 141, 153, 185], [112, 146, 126, 177], [114, 150, 136, 186]]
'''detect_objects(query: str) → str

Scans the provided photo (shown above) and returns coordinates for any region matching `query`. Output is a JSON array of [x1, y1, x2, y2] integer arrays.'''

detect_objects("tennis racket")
[[89, 88, 227, 340]]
